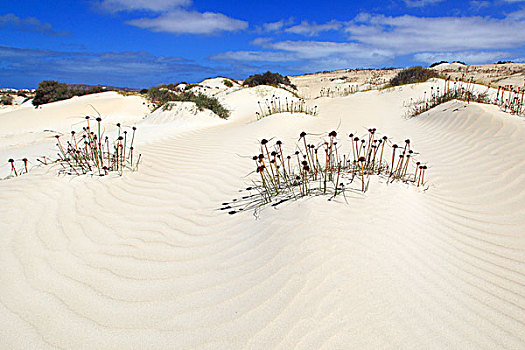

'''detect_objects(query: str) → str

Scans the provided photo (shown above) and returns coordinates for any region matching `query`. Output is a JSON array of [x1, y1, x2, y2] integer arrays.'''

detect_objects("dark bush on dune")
[[243, 71, 296, 90], [33, 81, 105, 106], [389, 66, 438, 87], [429, 61, 448, 68], [1, 94, 14, 105]]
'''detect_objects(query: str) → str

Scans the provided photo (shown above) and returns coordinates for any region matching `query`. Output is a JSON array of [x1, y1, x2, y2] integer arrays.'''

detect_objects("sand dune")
[[0, 79, 524, 349]]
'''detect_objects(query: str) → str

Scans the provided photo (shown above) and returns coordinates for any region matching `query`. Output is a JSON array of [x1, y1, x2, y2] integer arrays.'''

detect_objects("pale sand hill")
[[0, 79, 524, 349], [291, 63, 525, 99]]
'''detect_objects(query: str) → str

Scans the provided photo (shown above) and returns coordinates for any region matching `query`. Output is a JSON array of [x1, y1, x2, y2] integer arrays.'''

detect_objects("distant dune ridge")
[[0, 63, 524, 349]]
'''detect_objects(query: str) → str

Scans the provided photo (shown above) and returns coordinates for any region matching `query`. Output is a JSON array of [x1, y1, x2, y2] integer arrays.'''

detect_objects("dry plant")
[[256, 95, 318, 120], [221, 129, 428, 215], [5, 116, 140, 179], [406, 77, 524, 117]]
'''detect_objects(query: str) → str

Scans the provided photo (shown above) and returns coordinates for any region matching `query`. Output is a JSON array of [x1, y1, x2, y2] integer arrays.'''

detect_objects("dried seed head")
[[349, 133, 354, 137], [22, 158, 27, 162], [258, 154, 264, 160], [85, 116, 90, 120], [302, 160, 308, 166], [276, 140, 282, 145], [409, 150, 413, 154], [271, 151, 276, 156], [132, 126, 137, 131], [71, 131, 75, 135], [423, 165, 427, 170], [358, 156, 366, 162], [118, 136, 124, 141], [287, 155, 291, 159], [329, 130, 337, 137], [252, 156, 258, 161], [382, 136, 387, 140], [295, 176, 301, 180], [96, 117, 102, 122], [405, 139, 410, 144], [303, 165, 310, 171], [393, 144, 398, 149], [116, 123, 121, 127], [353, 137, 359, 141], [300, 131, 306, 138], [261, 139, 268, 145], [295, 151, 299, 155], [8, 158, 14, 163]]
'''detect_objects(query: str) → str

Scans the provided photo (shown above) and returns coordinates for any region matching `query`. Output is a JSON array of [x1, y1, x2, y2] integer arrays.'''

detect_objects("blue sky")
[[1, 0, 524, 88]]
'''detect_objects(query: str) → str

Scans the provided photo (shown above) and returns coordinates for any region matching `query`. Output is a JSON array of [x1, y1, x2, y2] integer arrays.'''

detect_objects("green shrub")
[[147, 87, 175, 106], [1, 94, 14, 105], [192, 93, 229, 119], [139, 88, 148, 94], [32, 81, 105, 106], [223, 79, 234, 88], [243, 71, 296, 90], [147, 87, 230, 119], [389, 66, 438, 87]]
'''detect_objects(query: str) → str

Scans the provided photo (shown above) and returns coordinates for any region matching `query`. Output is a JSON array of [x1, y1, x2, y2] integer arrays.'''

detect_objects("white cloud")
[[0, 13, 70, 36], [211, 50, 295, 62], [414, 51, 511, 64], [403, 0, 444, 7], [212, 39, 393, 71], [99, 0, 248, 35], [98, 0, 191, 12], [346, 13, 525, 54], [127, 9, 247, 34], [285, 20, 343, 36]]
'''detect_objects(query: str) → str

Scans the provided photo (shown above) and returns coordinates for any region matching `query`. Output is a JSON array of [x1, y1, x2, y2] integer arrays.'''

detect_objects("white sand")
[[0, 75, 524, 349]]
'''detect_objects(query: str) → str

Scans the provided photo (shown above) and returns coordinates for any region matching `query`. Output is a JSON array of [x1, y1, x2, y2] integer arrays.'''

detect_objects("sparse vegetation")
[[243, 71, 297, 90], [255, 95, 317, 120], [389, 66, 438, 87], [406, 78, 524, 117], [1, 94, 14, 105], [223, 79, 234, 88], [222, 129, 428, 214], [5, 117, 140, 179], [147, 87, 230, 119]]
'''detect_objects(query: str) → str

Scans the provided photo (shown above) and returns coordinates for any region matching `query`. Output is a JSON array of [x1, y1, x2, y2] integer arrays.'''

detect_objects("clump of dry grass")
[[4, 116, 140, 179], [53, 117, 140, 176], [406, 77, 524, 117], [222, 128, 428, 214], [256, 95, 318, 120]]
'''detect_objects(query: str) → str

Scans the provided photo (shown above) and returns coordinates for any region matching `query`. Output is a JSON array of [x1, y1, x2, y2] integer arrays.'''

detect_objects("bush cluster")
[[389, 66, 438, 87], [147, 87, 230, 119], [429, 61, 448, 68], [32, 81, 104, 106], [0, 94, 14, 105], [243, 71, 296, 90]]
